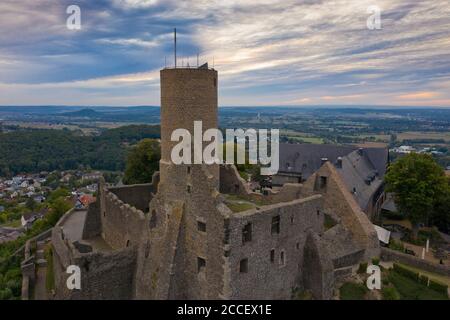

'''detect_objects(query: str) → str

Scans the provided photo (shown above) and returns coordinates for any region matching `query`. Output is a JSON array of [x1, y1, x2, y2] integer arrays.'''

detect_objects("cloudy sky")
[[0, 0, 449, 107]]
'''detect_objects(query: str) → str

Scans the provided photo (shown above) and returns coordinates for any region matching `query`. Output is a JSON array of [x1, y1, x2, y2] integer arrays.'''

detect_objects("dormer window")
[[319, 176, 327, 189]]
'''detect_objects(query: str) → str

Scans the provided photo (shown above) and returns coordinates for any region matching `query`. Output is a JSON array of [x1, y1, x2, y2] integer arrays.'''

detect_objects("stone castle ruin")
[[52, 67, 379, 300]]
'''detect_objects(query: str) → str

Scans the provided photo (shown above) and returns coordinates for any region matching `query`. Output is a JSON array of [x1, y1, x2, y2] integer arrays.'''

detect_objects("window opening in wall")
[[242, 223, 252, 243], [197, 257, 206, 273], [270, 249, 275, 263], [319, 176, 327, 189], [197, 221, 206, 232], [271, 215, 280, 235], [280, 251, 286, 266], [240, 258, 248, 273]]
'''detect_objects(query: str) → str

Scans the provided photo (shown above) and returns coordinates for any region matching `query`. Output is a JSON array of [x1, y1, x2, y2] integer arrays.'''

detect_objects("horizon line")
[[1, 104, 450, 109]]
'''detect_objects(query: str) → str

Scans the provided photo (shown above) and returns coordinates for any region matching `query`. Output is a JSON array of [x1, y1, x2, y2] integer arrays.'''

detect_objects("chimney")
[[336, 157, 343, 168], [321, 158, 328, 166]]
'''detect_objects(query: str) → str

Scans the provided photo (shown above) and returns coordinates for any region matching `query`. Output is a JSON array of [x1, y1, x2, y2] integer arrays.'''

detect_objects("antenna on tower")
[[197, 52, 199, 67], [164, 56, 167, 68], [174, 28, 177, 68]]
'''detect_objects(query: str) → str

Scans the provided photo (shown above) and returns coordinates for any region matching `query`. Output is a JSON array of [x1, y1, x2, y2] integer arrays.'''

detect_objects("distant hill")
[[59, 108, 103, 118], [0, 125, 161, 176]]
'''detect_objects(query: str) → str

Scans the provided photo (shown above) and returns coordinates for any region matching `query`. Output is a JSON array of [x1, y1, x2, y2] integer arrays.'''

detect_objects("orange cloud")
[[320, 94, 364, 101], [397, 92, 440, 100]]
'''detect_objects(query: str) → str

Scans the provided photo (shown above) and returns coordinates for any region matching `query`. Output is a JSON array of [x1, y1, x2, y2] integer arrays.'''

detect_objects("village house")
[[82, 171, 103, 181], [21, 208, 48, 229], [33, 195, 46, 203], [0, 227, 23, 244]]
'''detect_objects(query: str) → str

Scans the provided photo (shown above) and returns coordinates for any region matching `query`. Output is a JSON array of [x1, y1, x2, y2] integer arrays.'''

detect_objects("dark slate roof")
[[335, 150, 383, 212], [381, 194, 397, 212], [361, 147, 389, 177], [277, 143, 388, 212], [278, 143, 356, 180]]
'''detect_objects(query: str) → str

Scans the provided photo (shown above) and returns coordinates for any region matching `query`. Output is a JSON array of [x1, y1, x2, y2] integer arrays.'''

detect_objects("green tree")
[[123, 139, 160, 185], [46, 198, 72, 226], [47, 188, 70, 204], [25, 197, 36, 211], [431, 177, 450, 234], [385, 153, 448, 239]]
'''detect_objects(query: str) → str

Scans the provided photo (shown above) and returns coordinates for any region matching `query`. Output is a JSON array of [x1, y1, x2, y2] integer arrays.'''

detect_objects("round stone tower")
[[159, 67, 219, 194]]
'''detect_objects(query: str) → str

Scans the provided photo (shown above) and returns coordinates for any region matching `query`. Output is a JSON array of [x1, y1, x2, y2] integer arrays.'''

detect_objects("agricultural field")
[[397, 131, 450, 143]]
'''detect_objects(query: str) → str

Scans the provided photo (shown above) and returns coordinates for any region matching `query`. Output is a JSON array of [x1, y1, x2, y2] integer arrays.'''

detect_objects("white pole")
[[426, 239, 429, 252], [421, 248, 425, 260]]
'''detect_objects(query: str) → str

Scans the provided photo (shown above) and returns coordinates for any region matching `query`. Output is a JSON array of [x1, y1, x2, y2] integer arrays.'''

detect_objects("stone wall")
[[20, 228, 53, 300], [72, 248, 137, 300], [108, 183, 155, 213], [247, 183, 303, 205], [82, 199, 101, 240], [220, 165, 251, 195], [332, 249, 365, 269], [135, 165, 227, 300], [100, 187, 146, 250], [220, 164, 304, 205], [226, 195, 324, 299], [381, 247, 450, 277], [302, 162, 380, 260], [52, 208, 137, 300], [272, 173, 302, 186], [302, 233, 334, 300]]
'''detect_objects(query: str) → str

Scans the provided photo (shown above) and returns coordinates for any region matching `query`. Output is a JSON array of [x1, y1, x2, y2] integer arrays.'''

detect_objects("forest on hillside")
[[0, 125, 160, 176]]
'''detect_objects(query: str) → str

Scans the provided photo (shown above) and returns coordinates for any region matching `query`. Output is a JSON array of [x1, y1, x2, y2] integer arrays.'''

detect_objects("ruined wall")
[[82, 199, 101, 240], [321, 224, 365, 269], [272, 173, 302, 186], [302, 233, 334, 300], [71, 248, 136, 300], [108, 181, 156, 213], [52, 210, 137, 300], [220, 164, 304, 205], [248, 184, 303, 205], [225, 195, 324, 299], [220, 165, 251, 195], [100, 187, 146, 250]]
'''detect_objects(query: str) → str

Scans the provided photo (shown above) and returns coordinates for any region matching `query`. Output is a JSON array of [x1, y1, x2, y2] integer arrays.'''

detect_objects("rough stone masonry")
[[51, 66, 379, 300]]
